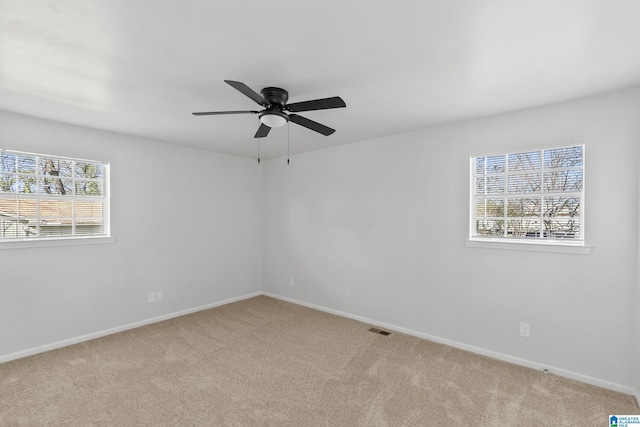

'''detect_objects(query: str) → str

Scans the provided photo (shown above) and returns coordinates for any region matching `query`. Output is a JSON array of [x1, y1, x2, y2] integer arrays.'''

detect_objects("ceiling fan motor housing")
[[261, 87, 289, 108], [259, 87, 290, 127]]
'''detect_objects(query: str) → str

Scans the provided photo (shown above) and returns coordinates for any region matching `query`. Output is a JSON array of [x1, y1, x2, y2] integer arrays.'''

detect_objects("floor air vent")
[[368, 327, 391, 336]]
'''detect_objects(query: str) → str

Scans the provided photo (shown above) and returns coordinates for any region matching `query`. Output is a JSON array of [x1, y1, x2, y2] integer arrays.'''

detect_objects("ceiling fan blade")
[[286, 96, 346, 113], [254, 123, 271, 138], [192, 110, 259, 116], [289, 114, 335, 136], [225, 80, 270, 107]]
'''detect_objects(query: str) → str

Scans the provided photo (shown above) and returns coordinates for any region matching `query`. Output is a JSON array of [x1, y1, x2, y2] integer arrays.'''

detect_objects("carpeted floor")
[[1, 295, 638, 426]]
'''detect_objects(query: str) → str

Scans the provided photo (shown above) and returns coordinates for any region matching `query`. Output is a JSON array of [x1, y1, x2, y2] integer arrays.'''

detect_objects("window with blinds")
[[471, 145, 583, 244], [0, 150, 109, 240]]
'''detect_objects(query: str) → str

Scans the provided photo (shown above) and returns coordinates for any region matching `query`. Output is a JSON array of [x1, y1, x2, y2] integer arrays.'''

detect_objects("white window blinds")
[[0, 150, 109, 240], [471, 145, 584, 244]]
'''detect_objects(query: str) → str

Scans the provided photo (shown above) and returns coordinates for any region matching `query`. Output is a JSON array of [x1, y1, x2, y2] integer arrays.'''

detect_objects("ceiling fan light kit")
[[193, 80, 346, 139], [259, 110, 288, 128]]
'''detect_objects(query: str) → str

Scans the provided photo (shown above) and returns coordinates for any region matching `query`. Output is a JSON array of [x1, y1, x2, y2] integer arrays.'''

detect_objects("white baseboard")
[[0, 291, 262, 364], [3, 290, 638, 402], [264, 292, 638, 398]]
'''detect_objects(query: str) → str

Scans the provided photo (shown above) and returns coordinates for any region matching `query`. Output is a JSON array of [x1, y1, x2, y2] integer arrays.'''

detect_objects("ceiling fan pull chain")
[[257, 138, 261, 164], [287, 122, 290, 165]]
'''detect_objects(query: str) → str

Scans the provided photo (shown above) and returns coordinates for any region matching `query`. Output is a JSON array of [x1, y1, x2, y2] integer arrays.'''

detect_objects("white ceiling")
[[2, 1, 640, 159]]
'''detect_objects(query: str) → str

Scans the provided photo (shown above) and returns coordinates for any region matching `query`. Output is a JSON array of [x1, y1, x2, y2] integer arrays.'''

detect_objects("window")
[[470, 145, 584, 245], [0, 150, 109, 241]]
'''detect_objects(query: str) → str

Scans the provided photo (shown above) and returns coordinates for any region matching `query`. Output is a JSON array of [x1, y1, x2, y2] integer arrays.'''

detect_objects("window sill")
[[464, 238, 592, 255], [0, 235, 115, 250]]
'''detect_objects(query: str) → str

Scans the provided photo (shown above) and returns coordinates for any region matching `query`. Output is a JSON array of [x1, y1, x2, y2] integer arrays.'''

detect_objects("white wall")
[[262, 87, 640, 392], [637, 147, 640, 405], [0, 111, 262, 358]]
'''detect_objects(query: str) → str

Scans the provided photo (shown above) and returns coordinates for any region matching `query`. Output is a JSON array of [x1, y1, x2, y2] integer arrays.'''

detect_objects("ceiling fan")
[[193, 80, 346, 138]]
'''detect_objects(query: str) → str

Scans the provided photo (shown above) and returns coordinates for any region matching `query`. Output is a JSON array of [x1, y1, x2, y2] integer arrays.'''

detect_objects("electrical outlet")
[[345, 287, 350, 297], [289, 277, 294, 287], [148, 292, 156, 303], [519, 322, 531, 338], [156, 290, 163, 301]]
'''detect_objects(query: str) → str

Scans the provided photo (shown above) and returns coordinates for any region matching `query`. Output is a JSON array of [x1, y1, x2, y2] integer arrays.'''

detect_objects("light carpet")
[[1, 296, 638, 426]]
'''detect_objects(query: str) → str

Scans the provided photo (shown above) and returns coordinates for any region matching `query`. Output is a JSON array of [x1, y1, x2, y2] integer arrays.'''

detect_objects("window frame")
[[0, 149, 112, 249], [467, 144, 591, 254]]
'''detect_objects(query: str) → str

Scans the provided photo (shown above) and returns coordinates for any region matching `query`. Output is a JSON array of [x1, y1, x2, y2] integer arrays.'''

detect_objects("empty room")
[[1, 1, 639, 425]]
